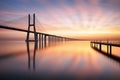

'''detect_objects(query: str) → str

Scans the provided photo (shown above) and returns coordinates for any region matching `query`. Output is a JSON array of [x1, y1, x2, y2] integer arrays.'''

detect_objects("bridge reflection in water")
[[26, 39, 64, 71], [0, 41, 120, 79], [26, 41, 37, 71]]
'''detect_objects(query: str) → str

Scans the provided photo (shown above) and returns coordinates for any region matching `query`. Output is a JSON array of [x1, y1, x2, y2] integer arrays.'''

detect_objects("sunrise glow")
[[0, 0, 120, 40]]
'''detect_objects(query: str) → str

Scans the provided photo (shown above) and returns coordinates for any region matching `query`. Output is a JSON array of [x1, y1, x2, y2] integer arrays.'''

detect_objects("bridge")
[[0, 14, 79, 44]]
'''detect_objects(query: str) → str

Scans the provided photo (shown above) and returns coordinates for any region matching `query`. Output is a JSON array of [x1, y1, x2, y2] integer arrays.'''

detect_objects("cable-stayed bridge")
[[0, 14, 79, 43]]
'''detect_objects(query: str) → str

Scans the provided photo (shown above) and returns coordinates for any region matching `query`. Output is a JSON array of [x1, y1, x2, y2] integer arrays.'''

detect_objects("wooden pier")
[[90, 41, 120, 62]]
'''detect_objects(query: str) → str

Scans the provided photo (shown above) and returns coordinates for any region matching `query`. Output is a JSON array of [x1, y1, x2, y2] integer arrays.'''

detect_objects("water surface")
[[0, 41, 120, 80]]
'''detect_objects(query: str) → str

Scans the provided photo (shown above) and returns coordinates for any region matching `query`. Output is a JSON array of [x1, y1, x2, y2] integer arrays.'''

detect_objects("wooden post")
[[107, 40, 109, 54], [110, 45, 112, 56], [90, 42, 92, 47], [99, 43, 101, 51], [96, 43, 98, 49]]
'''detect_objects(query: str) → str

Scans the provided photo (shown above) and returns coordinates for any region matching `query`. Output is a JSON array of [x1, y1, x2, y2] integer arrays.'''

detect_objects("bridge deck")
[[0, 25, 69, 38]]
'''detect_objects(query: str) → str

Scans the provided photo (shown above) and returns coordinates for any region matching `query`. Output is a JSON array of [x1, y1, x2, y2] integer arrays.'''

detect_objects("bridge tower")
[[26, 14, 38, 42]]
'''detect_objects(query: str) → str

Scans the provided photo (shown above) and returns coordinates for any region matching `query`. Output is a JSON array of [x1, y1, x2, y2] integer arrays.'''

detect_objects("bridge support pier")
[[44, 35, 46, 47], [107, 45, 109, 54], [26, 14, 38, 42]]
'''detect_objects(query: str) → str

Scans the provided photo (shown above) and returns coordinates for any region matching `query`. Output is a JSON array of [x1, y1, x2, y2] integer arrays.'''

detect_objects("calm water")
[[0, 41, 120, 80]]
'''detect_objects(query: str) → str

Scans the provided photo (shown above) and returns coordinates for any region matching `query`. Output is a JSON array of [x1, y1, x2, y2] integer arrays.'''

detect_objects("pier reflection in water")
[[26, 39, 64, 71], [26, 41, 37, 71], [0, 41, 120, 79]]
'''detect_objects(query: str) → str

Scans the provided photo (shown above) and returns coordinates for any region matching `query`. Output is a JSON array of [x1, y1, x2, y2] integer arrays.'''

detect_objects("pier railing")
[[90, 40, 120, 62]]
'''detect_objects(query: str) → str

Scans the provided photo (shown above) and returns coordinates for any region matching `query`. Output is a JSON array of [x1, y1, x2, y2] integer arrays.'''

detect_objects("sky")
[[0, 0, 120, 40]]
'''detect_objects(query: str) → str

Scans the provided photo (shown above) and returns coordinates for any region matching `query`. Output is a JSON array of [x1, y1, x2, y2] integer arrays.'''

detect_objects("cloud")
[[0, 0, 120, 39]]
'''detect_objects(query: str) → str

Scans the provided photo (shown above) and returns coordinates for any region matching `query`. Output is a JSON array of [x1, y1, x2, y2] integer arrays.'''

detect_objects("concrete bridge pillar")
[[26, 14, 38, 42], [44, 35, 46, 46]]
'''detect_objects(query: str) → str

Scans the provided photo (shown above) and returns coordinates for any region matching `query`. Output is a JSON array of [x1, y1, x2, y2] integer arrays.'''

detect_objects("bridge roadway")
[[0, 25, 78, 41]]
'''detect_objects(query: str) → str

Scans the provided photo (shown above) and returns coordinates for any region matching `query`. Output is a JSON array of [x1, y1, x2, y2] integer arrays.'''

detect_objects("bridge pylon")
[[26, 14, 38, 42]]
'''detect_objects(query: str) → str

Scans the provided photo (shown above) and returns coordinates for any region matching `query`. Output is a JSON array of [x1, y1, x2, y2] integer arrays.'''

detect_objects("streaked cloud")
[[0, 0, 120, 40]]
